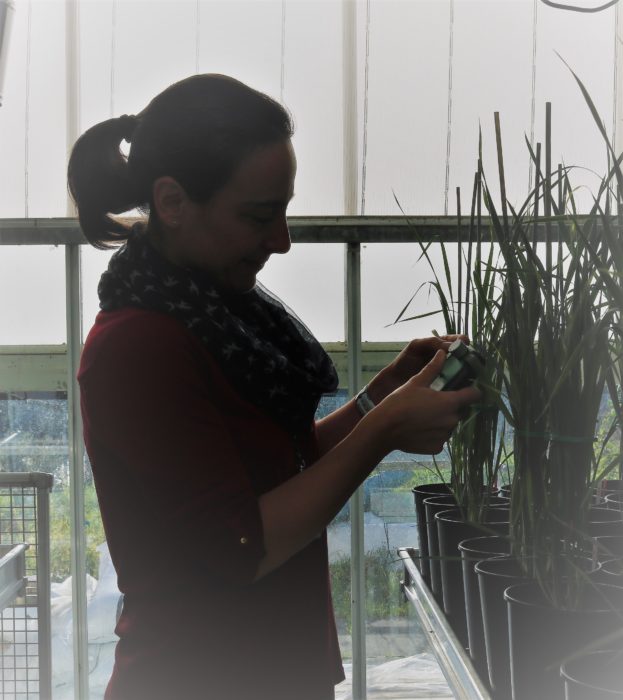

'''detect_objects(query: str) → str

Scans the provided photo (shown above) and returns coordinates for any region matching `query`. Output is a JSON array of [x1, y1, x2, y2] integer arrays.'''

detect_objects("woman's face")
[[158, 139, 296, 294]]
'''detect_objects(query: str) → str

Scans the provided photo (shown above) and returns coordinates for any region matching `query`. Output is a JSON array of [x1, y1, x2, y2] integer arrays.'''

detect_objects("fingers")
[[404, 334, 471, 359], [451, 384, 482, 408], [410, 349, 447, 386], [438, 333, 470, 343], [406, 336, 449, 354], [381, 348, 482, 456]]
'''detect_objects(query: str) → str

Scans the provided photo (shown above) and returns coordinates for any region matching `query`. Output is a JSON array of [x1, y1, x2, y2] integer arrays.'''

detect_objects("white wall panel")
[[198, 0, 283, 99], [362, 0, 452, 216], [26, 0, 68, 217], [533, 1, 615, 211], [0, 0, 616, 220], [450, 0, 535, 213], [282, 1, 345, 215], [106, 1, 197, 117], [0, 0, 28, 217], [79, 1, 115, 132]]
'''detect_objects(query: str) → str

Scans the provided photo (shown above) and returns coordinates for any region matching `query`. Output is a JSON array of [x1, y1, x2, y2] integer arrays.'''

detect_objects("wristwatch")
[[355, 385, 376, 416]]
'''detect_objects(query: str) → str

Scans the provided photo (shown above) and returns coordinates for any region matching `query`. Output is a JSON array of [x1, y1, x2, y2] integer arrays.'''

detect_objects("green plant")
[[478, 93, 620, 606], [564, 62, 623, 484], [394, 66, 621, 608], [393, 156, 508, 522]]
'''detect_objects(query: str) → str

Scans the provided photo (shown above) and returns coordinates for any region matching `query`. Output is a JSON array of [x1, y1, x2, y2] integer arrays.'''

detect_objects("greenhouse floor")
[[336, 654, 453, 699]]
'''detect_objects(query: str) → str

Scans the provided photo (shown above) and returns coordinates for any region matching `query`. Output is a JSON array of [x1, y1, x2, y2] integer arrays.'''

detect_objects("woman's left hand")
[[367, 334, 469, 404]]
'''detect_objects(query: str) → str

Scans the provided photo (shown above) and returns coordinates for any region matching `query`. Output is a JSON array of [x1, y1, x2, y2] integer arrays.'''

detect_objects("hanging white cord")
[[24, 0, 31, 217], [342, 0, 358, 216], [443, 0, 455, 216], [528, 0, 539, 193], [360, 0, 370, 215], [66, 0, 80, 216], [110, 0, 116, 117], [612, 1, 620, 151], [280, 0, 286, 104], [195, 0, 200, 74]]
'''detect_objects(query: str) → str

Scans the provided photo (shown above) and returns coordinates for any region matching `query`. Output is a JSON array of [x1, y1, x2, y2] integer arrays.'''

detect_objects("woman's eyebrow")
[[243, 193, 296, 207]]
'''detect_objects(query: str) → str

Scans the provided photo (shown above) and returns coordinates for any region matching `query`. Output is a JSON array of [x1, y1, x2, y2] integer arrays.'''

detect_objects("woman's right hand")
[[366, 349, 481, 455], [255, 349, 481, 580]]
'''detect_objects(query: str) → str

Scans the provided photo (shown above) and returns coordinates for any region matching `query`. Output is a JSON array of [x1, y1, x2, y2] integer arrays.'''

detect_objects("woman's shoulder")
[[80, 307, 203, 375], [90, 306, 188, 339]]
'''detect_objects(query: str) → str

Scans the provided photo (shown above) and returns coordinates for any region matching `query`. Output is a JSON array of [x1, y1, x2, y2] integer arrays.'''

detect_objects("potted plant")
[[398, 65, 623, 699], [482, 83, 623, 698]]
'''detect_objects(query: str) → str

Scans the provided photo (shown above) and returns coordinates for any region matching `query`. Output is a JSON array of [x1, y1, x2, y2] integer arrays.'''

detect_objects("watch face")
[[356, 389, 375, 415]]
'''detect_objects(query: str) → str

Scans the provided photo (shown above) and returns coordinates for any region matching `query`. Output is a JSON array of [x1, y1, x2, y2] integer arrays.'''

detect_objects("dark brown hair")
[[67, 74, 294, 249]]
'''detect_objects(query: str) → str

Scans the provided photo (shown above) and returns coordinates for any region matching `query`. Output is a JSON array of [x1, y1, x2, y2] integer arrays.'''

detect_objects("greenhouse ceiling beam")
[[0, 216, 591, 245]]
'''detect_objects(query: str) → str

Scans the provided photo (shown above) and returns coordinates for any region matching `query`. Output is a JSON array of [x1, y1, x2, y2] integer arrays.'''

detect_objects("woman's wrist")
[[355, 402, 394, 460], [365, 369, 397, 407]]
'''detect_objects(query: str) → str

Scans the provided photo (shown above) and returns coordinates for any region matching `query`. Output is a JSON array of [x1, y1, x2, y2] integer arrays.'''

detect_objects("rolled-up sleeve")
[[79, 312, 266, 585]]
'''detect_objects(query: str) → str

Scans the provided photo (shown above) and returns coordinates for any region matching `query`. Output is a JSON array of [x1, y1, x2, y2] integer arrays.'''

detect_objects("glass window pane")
[[82, 241, 345, 343], [362, 242, 451, 343], [258, 242, 345, 342], [0, 247, 66, 345]]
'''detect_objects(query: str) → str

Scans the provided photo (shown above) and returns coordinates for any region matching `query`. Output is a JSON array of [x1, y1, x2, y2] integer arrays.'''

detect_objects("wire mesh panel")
[[0, 473, 53, 700]]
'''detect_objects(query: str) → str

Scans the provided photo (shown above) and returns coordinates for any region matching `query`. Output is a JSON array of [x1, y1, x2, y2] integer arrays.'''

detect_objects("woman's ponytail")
[[67, 114, 143, 249]]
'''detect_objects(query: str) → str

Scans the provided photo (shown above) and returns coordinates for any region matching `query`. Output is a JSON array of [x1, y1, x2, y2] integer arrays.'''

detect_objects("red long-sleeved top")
[[78, 307, 344, 700]]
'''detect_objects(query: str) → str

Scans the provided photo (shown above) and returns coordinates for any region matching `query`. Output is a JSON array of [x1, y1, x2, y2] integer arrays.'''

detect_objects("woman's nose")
[[266, 216, 291, 255]]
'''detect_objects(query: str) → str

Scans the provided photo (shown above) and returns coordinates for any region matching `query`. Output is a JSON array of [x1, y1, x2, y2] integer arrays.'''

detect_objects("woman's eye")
[[250, 214, 275, 224]]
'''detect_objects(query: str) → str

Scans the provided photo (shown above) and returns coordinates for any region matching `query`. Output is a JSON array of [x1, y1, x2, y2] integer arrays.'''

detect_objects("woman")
[[69, 74, 479, 700]]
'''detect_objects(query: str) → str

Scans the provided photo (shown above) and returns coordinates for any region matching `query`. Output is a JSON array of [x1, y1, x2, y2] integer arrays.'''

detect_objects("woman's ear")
[[152, 176, 187, 228]]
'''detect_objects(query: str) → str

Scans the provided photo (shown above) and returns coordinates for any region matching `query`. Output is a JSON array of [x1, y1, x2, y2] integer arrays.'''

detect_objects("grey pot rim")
[[560, 650, 623, 696], [503, 580, 623, 611]]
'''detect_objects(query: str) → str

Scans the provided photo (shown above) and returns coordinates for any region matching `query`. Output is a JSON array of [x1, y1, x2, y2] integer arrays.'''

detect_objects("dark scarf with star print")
[[98, 225, 338, 436]]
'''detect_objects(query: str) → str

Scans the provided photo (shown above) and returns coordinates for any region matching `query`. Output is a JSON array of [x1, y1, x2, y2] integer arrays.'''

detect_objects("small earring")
[[170, 219, 179, 227]]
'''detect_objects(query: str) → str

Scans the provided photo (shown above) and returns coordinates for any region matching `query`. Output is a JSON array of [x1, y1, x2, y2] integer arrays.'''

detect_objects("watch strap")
[[355, 385, 376, 416]]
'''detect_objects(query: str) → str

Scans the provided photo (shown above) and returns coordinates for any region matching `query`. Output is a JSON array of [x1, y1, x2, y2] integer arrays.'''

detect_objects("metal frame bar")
[[398, 548, 491, 700], [341, 0, 366, 694], [0, 215, 597, 246], [35, 481, 53, 700], [345, 241, 366, 699], [0, 543, 27, 612], [65, 243, 89, 700]]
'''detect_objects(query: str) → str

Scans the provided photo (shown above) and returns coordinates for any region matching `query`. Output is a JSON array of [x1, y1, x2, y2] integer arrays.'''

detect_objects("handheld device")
[[429, 339, 485, 391]]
